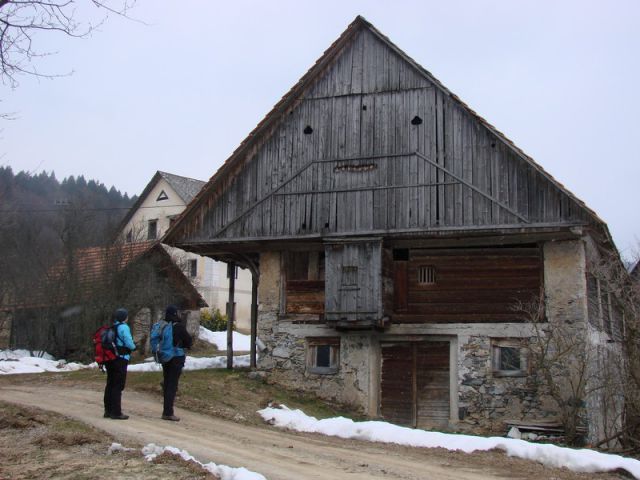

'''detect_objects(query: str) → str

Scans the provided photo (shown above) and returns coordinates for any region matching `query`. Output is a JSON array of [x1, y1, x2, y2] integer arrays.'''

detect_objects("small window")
[[169, 215, 178, 227], [125, 229, 133, 243], [307, 337, 340, 374], [147, 219, 158, 240], [341, 266, 358, 286], [492, 339, 527, 377], [188, 259, 197, 278], [156, 190, 169, 201], [418, 265, 436, 285]]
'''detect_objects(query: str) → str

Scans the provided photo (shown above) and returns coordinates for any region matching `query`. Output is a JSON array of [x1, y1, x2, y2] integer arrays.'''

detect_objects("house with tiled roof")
[[5, 241, 205, 359], [116, 171, 252, 332]]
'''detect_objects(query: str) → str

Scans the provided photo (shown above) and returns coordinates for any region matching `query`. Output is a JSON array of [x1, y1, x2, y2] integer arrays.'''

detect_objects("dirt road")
[[0, 384, 619, 480]]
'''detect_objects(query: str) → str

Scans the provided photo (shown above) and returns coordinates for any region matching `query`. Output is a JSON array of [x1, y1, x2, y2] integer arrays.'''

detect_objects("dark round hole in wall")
[[362, 105, 367, 111], [491, 142, 496, 148], [411, 115, 423, 125], [304, 125, 313, 135]]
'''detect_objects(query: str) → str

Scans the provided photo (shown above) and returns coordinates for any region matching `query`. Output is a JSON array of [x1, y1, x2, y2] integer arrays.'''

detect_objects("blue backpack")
[[150, 320, 174, 363]]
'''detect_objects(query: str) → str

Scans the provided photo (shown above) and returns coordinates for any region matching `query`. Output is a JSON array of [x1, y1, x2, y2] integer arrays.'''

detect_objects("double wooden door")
[[380, 341, 450, 428]]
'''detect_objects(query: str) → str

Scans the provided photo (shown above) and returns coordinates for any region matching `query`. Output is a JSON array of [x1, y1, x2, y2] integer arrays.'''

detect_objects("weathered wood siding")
[[392, 247, 542, 323], [324, 240, 382, 326], [188, 28, 589, 243]]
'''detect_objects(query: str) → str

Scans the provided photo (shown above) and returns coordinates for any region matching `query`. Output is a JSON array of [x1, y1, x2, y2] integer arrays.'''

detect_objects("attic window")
[[411, 116, 423, 125], [418, 265, 436, 285], [303, 125, 313, 135], [156, 190, 169, 201]]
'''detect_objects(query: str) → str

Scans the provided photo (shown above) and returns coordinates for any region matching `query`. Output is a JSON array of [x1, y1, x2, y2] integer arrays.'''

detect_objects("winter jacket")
[[113, 321, 136, 360]]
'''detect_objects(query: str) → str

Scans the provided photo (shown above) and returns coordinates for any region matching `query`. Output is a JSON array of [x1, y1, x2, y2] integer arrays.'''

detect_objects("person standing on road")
[[161, 304, 192, 421], [104, 307, 136, 420]]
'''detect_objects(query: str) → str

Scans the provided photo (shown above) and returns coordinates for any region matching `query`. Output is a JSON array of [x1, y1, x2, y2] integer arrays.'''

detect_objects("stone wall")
[[457, 334, 557, 434]]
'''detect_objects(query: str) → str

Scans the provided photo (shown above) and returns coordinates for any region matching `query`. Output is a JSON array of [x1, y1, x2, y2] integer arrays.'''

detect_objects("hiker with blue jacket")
[[103, 308, 136, 420], [160, 304, 192, 421]]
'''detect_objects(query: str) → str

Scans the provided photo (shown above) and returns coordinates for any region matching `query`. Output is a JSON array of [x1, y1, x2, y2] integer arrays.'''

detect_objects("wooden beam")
[[226, 261, 236, 370], [250, 274, 258, 369]]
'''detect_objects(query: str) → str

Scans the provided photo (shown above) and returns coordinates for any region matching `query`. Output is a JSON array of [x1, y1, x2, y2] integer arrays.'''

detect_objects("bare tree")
[[0, 0, 136, 87]]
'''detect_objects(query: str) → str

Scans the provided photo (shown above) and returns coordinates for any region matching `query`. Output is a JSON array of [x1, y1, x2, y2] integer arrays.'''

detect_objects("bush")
[[200, 308, 228, 332]]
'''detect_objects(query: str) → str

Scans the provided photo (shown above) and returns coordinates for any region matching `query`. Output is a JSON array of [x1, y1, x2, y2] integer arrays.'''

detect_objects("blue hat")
[[113, 308, 128, 323]]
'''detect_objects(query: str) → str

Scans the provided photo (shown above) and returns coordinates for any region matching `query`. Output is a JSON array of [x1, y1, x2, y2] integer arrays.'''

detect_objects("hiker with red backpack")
[[102, 308, 136, 420]]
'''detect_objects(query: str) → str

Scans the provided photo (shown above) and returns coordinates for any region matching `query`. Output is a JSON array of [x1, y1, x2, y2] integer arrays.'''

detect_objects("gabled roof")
[[115, 171, 205, 242], [165, 15, 615, 252], [6, 242, 206, 310], [158, 171, 206, 204]]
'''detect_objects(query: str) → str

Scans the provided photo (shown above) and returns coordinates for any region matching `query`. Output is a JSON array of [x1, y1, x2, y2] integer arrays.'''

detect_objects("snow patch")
[[198, 326, 252, 351], [142, 443, 266, 480], [258, 404, 640, 479]]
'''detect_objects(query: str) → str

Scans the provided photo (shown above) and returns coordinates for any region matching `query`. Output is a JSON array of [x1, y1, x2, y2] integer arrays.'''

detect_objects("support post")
[[250, 274, 258, 369], [226, 262, 236, 370]]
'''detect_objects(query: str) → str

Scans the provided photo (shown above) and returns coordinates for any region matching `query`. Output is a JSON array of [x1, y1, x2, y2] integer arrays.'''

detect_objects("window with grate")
[[418, 265, 436, 285], [341, 266, 358, 286], [491, 339, 528, 377]]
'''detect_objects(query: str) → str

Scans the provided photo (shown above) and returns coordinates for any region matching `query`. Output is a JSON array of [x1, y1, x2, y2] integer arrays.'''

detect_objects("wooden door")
[[380, 341, 450, 429]]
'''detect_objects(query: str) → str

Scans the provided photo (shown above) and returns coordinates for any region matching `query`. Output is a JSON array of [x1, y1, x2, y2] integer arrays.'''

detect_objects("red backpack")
[[93, 325, 118, 370]]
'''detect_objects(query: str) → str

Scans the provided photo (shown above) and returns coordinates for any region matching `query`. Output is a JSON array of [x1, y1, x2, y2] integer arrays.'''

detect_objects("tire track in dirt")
[[0, 385, 607, 480]]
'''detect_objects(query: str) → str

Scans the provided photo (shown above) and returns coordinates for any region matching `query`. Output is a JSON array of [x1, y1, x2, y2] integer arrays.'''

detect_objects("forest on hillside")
[[0, 167, 137, 307]]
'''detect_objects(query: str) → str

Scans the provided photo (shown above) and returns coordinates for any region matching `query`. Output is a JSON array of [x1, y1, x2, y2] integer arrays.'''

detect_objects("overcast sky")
[[1, 0, 639, 258]]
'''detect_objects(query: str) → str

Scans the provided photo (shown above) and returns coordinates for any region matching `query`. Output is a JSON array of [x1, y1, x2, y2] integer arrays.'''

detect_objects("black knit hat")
[[113, 308, 128, 323]]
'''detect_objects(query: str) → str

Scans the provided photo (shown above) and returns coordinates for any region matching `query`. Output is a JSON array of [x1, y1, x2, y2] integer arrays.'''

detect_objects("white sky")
[[1, 1, 639, 257]]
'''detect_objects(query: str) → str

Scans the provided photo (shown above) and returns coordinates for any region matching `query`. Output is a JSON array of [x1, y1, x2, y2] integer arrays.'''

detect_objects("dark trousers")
[[104, 357, 128, 416], [162, 356, 185, 416]]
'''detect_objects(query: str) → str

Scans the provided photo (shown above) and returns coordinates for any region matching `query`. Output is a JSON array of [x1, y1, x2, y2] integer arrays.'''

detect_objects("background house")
[[4, 241, 205, 359], [116, 171, 253, 332], [164, 17, 628, 445]]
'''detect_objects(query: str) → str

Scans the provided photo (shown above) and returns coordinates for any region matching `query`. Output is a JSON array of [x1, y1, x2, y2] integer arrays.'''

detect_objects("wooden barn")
[[165, 17, 626, 442]]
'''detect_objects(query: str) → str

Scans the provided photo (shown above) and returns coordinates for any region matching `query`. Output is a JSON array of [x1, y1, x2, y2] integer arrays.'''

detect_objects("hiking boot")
[[162, 415, 180, 422], [110, 414, 129, 420]]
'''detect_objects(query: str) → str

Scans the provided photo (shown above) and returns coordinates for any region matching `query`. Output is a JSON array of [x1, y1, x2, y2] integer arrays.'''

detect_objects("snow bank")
[[258, 405, 640, 479], [142, 443, 266, 480], [0, 349, 249, 375], [127, 354, 250, 372], [0, 350, 90, 375], [198, 326, 251, 351]]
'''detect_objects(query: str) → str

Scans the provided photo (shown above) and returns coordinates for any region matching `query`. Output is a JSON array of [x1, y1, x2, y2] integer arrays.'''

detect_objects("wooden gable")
[[167, 17, 607, 250]]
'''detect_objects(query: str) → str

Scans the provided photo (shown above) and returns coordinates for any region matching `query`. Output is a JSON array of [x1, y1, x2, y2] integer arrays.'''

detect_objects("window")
[[341, 266, 358, 286], [147, 219, 158, 240], [125, 229, 132, 243], [156, 190, 169, 201], [418, 265, 436, 285], [307, 337, 340, 374], [188, 259, 197, 278], [492, 339, 527, 377]]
